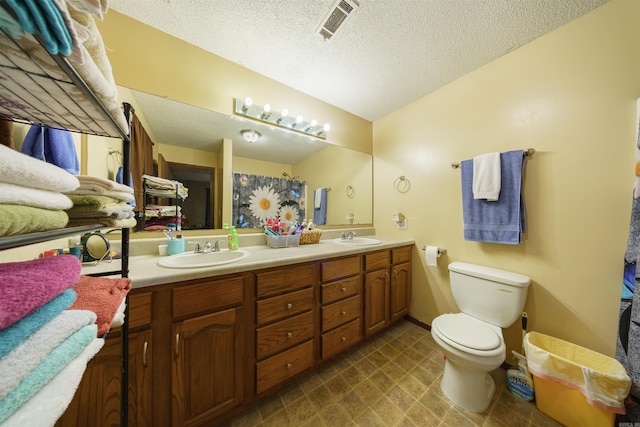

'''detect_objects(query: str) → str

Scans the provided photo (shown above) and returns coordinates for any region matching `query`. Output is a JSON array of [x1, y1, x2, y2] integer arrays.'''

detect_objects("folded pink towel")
[[0, 255, 81, 330], [69, 275, 132, 335]]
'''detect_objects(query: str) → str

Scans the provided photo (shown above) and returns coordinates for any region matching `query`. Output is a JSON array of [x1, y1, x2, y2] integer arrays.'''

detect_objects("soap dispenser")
[[230, 226, 239, 251]]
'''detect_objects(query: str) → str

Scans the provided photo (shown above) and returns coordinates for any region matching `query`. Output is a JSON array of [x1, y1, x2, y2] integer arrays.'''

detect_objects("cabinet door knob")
[[143, 341, 148, 368], [341, 336, 347, 342], [286, 362, 292, 369], [286, 332, 293, 339], [286, 303, 293, 310], [340, 287, 347, 292], [341, 311, 347, 316]]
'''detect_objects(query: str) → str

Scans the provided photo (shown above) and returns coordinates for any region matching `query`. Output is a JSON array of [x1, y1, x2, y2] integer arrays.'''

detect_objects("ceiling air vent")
[[317, 0, 360, 41]]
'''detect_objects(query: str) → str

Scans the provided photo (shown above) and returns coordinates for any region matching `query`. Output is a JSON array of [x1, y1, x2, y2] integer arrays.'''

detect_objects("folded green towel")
[[0, 204, 68, 237], [66, 194, 121, 209]]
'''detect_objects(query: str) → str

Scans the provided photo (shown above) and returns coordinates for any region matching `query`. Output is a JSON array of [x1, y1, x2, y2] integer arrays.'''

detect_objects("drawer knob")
[[286, 303, 293, 310], [341, 336, 347, 342], [340, 287, 347, 292], [341, 311, 347, 316], [286, 332, 292, 339], [286, 362, 292, 369]]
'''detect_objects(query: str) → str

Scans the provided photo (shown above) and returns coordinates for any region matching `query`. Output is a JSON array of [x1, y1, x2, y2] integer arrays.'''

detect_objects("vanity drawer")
[[320, 256, 360, 282], [321, 295, 361, 332], [364, 250, 390, 271], [256, 264, 314, 298], [256, 311, 314, 360], [256, 340, 314, 394], [322, 319, 361, 360], [321, 275, 361, 305], [127, 291, 152, 330], [172, 276, 244, 318], [256, 287, 313, 326], [392, 246, 411, 264]]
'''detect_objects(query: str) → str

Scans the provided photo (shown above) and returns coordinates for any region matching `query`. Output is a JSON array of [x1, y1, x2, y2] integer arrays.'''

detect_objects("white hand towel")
[[314, 188, 323, 209], [472, 152, 501, 201], [0, 145, 79, 192]]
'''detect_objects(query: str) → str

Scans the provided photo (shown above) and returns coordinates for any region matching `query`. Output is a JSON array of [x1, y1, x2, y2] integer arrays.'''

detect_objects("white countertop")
[[83, 234, 415, 289]]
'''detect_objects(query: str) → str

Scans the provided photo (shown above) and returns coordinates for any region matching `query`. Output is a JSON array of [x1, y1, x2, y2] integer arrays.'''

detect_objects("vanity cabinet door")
[[391, 261, 411, 322], [364, 268, 390, 337], [172, 307, 244, 427]]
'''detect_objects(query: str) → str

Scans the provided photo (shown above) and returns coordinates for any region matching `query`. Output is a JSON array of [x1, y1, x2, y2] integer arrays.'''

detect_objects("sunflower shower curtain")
[[617, 99, 640, 421]]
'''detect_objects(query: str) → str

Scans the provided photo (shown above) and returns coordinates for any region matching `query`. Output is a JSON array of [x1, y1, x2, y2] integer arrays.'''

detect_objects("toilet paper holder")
[[422, 246, 447, 256]]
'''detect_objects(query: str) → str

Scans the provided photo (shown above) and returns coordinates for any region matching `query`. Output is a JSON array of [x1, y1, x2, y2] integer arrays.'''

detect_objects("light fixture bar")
[[234, 98, 329, 139]]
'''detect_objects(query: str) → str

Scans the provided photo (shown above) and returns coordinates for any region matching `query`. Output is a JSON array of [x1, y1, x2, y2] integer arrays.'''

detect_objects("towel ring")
[[394, 176, 411, 193], [346, 185, 355, 198]]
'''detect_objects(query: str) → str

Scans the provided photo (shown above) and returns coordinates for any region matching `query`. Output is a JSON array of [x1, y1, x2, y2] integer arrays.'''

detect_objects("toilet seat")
[[433, 314, 503, 356]]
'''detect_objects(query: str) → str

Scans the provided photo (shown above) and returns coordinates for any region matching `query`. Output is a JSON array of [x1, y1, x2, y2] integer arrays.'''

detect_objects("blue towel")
[[116, 166, 136, 207], [313, 188, 327, 226], [461, 150, 526, 244], [21, 124, 79, 174], [0, 324, 97, 423], [0, 289, 76, 359], [5, 0, 72, 55], [0, 5, 24, 39]]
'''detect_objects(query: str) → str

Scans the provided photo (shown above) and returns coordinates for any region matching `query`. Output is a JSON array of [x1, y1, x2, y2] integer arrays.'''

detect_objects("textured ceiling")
[[109, 0, 608, 121]]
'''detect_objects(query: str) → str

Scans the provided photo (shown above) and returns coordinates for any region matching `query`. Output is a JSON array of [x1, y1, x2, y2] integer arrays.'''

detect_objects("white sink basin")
[[158, 249, 249, 269], [332, 237, 382, 246]]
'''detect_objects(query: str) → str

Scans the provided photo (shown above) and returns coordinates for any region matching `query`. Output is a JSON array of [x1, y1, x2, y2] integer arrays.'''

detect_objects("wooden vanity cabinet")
[[171, 276, 245, 427], [390, 246, 412, 322], [363, 246, 412, 337], [319, 256, 362, 359], [56, 291, 154, 427], [255, 264, 315, 394]]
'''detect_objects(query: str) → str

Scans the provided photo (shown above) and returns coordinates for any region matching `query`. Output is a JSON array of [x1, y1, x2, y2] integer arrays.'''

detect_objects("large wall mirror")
[[106, 87, 373, 233]]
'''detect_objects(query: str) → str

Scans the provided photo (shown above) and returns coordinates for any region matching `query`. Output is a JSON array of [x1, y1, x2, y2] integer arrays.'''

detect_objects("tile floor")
[[224, 320, 564, 427]]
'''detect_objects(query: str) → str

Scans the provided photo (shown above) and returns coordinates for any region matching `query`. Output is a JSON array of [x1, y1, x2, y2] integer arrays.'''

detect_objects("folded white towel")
[[110, 300, 126, 329], [0, 145, 79, 192], [0, 338, 104, 427], [66, 187, 135, 203], [77, 175, 134, 194], [472, 152, 501, 201], [0, 310, 96, 401], [0, 182, 73, 210]]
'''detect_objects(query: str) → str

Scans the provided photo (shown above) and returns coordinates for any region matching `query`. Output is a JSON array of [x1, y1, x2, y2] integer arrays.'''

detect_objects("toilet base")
[[440, 359, 496, 413]]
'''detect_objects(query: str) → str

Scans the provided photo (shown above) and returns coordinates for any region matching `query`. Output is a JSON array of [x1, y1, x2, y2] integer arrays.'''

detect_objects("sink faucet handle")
[[193, 242, 202, 253], [203, 241, 213, 252], [213, 239, 224, 252]]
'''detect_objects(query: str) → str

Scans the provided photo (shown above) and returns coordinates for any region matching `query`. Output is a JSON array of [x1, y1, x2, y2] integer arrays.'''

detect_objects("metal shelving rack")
[[0, 23, 133, 427]]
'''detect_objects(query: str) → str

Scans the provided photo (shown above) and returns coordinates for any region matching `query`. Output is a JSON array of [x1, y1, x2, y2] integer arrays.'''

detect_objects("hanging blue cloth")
[[116, 166, 136, 207], [313, 188, 327, 226], [4, 0, 72, 55], [21, 124, 79, 174]]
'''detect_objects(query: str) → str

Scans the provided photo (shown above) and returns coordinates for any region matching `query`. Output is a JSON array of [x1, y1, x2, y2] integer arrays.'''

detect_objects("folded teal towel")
[[0, 5, 23, 39], [5, 0, 72, 55], [0, 323, 97, 423], [0, 289, 76, 359]]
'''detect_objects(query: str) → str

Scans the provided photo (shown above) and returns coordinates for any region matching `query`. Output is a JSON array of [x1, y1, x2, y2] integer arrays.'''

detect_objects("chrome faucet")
[[341, 231, 357, 240], [195, 240, 223, 253], [193, 242, 203, 253]]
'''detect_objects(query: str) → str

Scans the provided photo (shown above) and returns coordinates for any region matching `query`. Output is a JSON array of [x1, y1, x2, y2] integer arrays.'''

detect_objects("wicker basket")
[[299, 230, 322, 245]]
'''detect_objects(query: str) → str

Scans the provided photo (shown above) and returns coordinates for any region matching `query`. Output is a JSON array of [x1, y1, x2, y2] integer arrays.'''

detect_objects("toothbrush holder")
[[167, 239, 185, 255]]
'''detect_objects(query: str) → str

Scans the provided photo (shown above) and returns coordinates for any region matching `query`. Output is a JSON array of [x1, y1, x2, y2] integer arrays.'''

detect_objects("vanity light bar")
[[234, 97, 330, 139]]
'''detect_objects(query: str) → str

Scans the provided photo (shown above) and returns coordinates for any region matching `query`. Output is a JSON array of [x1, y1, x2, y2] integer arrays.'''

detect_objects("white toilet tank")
[[448, 262, 530, 328]]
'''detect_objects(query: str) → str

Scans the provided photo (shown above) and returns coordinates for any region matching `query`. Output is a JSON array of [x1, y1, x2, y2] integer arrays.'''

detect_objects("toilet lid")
[[436, 314, 501, 351]]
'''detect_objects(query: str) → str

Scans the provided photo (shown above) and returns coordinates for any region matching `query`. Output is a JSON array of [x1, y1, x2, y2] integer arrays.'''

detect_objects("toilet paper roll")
[[425, 246, 440, 267]]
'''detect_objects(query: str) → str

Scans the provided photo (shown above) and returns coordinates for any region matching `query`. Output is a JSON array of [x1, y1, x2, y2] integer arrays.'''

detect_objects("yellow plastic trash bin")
[[524, 332, 631, 427]]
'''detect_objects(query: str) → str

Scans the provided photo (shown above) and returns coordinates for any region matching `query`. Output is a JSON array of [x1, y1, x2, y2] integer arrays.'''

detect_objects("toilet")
[[431, 262, 530, 412]]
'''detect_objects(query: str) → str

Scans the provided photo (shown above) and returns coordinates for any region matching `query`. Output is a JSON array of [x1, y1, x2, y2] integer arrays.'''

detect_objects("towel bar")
[[451, 148, 535, 169]]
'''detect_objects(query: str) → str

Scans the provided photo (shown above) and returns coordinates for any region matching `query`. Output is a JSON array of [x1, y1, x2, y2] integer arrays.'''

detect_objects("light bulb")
[[310, 119, 318, 127], [323, 123, 331, 132], [242, 97, 253, 112], [263, 104, 271, 113], [276, 109, 289, 124], [260, 104, 272, 119], [296, 115, 303, 124]]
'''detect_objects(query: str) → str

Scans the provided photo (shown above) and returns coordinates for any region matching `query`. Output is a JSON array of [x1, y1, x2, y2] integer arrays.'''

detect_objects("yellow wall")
[[373, 0, 640, 357], [96, 12, 372, 155]]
